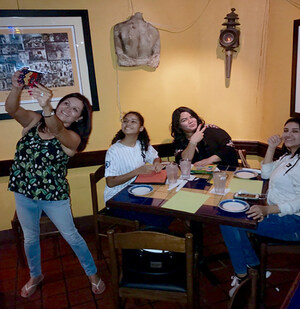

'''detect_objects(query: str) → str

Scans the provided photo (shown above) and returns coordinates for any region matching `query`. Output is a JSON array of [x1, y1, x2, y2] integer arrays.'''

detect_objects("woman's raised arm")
[[5, 70, 40, 128]]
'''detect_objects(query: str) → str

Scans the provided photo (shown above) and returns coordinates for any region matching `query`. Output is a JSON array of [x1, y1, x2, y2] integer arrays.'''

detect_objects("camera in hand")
[[18, 68, 43, 87]]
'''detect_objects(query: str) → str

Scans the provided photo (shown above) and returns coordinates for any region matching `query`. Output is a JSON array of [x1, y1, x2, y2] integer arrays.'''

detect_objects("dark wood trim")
[[0, 141, 285, 177]]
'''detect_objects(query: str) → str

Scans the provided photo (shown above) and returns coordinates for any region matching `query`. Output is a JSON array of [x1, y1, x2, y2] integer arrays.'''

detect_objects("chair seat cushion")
[[121, 248, 187, 292], [121, 271, 186, 292]]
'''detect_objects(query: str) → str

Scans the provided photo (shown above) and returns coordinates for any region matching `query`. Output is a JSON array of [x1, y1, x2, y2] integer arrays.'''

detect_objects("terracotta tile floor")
[[0, 223, 299, 308]]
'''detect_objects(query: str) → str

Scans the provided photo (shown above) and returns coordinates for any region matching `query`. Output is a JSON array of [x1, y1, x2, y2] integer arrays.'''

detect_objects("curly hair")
[[111, 111, 150, 159], [171, 106, 205, 147]]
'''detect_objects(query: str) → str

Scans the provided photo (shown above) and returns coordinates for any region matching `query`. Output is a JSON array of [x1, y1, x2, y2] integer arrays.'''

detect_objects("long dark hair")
[[111, 111, 150, 157], [280, 117, 300, 174], [40, 93, 92, 152], [171, 106, 205, 146]]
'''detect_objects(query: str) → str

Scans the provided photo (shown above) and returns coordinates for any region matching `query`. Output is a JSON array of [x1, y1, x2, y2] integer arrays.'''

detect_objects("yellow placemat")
[[229, 178, 263, 194], [161, 190, 209, 213]]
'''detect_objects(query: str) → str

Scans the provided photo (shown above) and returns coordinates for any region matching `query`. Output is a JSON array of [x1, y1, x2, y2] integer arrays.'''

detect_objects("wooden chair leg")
[[249, 269, 258, 309], [260, 242, 268, 298]]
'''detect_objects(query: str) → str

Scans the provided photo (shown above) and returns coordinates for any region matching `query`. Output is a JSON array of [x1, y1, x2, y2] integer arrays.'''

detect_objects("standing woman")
[[104, 111, 172, 226], [221, 117, 300, 297], [6, 70, 105, 297], [171, 106, 238, 167]]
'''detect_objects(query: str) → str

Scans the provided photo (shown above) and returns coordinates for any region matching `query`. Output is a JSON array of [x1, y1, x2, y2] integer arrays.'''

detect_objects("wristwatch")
[[42, 110, 55, 118]]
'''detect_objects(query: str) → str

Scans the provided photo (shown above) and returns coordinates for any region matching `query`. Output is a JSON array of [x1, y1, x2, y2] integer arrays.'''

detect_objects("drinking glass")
[[180, 159, 191, 180], [213, 171, 228, 194], [166, 163, 178, 184]]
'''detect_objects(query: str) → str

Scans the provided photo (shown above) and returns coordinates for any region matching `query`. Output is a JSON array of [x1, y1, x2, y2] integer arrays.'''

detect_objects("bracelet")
[[42, 110, 55, 118], [189, 140, 197, 146]]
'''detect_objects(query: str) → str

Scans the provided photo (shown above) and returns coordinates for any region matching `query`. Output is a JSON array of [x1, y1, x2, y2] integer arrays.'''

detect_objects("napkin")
[[167, 176, 196, 191], [209, 188, 231, 195]]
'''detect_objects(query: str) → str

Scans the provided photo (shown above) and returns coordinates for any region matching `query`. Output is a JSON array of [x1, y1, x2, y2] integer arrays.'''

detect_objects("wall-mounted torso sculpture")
[[113, 12, 160, 68]]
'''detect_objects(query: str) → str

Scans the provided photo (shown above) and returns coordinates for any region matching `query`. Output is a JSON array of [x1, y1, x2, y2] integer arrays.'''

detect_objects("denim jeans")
[[220, 214, 300, 275], [15, 193, 97, 278]]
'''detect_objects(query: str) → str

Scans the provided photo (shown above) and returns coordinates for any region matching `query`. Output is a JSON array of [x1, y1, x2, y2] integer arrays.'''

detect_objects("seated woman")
[[221, 117, 300, 297], [171, 106, 238, 167], [104, 111, 172, 227]]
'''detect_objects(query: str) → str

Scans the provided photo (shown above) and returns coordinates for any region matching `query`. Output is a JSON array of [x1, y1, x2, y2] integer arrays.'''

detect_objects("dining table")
[[106, 166, 267, 230], [106, 165, 268, 285]]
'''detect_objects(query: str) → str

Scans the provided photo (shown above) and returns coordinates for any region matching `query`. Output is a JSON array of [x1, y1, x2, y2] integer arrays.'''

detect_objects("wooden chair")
[[11, 210, 61, 267], [107, 229, 197, 309], [236, 149, 250, 168], [228, 268, 259, 309], [259, 236, 300, 298], [89, 165, 140, 259]]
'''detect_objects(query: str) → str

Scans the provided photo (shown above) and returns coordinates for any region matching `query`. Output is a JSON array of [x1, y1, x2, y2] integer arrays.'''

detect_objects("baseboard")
[[0, 215, 94, 245]]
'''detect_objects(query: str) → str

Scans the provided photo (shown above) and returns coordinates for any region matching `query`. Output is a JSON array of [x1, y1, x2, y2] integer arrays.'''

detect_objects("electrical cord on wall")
[[128, 0, 212, 33], [116, 66, 123, 121], [116, 0, 212, 119], [286, 0, 300, 9]]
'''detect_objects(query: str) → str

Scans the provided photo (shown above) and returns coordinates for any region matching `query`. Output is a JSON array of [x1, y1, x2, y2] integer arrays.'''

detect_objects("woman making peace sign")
[[171, 107, 238, 167]]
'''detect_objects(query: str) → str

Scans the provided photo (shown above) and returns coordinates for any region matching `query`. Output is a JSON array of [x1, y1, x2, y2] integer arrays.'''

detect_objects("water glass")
[[213, 171, 228, 194], [180, 159, 191, 180], [166, 163, 178, 184]]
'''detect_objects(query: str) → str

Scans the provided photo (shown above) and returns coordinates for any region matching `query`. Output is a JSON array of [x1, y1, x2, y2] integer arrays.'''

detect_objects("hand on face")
[[267, 134, 282, 149], [29, 83, 52, 108], [190, 124, 206, 145], [246, 205, 267, 222]]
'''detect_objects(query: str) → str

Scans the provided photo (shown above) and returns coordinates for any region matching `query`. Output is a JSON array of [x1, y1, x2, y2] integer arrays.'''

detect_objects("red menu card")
[[134, 170, 167, 184]]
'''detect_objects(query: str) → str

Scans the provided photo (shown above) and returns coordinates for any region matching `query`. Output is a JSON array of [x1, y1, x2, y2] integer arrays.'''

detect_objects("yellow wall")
[[262, 0, 300, 140], [0, 0, 298, 230]]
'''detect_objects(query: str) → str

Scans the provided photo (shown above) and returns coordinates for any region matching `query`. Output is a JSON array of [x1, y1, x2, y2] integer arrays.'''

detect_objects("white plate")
[[128, 184, 153, 196], [218, 199, 250, 213], [234, 170, 258, 179]]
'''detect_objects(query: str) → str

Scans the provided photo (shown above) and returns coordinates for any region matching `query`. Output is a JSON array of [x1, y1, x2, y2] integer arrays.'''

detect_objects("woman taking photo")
[[104, 111, 172, 226], [171, 106, 238, 167], [6, 70, 105, 297], [221, 117, 300, 297]]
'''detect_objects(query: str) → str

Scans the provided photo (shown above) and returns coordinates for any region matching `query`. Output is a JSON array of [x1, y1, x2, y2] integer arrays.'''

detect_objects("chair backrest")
[[107, 229, 195, 308], [236, 149, 250, 168], [89, 165, 105, 217], [259, 236, 300, 298], [228, 268, 258, 309]]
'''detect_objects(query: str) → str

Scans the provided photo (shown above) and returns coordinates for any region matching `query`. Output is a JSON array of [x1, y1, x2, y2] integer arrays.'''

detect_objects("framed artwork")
[[0, 10, 99, 120], [291, 19, 300, 117]]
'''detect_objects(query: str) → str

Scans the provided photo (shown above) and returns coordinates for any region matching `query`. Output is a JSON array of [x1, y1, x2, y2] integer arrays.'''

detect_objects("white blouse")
[[261, 153, 300, 216]]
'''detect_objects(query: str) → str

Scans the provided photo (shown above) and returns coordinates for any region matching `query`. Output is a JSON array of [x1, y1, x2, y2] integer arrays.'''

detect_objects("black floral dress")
[[8, 122, 70, 200]]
